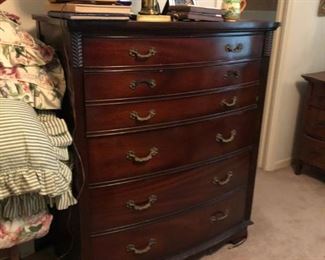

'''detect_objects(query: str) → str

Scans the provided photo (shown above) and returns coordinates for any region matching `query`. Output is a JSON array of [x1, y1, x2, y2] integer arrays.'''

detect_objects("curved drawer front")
[[305, 106, 325, 140], [89, 152, 250, 232], [310, 86, 325, 110], [87, 108, 257, 184], [300, 135, 325, 169], [86, 85, 259, 132], [83, 35, 263, 67], [84, 61, 261, 101], [90, 189, 247, 260]]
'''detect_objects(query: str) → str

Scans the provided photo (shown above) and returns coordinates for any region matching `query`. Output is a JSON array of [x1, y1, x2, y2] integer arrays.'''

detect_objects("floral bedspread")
[[0, 11, 66, 109], [0, 211, 53, 249]]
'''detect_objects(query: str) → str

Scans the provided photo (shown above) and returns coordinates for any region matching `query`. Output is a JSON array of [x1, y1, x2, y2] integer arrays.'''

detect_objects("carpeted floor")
[[25, 167, 325, 260], [203, 167, 325, 260]]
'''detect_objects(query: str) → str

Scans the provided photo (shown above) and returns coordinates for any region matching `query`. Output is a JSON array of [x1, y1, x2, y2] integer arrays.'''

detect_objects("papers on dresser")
[[48, 11, 129, 20]]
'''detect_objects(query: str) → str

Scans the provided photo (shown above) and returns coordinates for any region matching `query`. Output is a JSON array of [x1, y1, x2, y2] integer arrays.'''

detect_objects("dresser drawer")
[[309, 85, 325, 110], [86, 85, 259, 132], [87, 108, 257, 184], [84, 61, 261, 101], [305, 106, 325, 140], [83, 35, 263, 67], [89, 152, 250, 232], [90, 189, 246, 260], [300, 135, 325, 169]]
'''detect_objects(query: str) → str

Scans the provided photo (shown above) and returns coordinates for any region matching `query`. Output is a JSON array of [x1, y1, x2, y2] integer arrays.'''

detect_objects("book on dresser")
[[48, 11, 130, 20], [168, 5, 224, 21], [170, 11, 223, 21], [168, 4, 224, 15], [33, 15, 279, 260], [46, 2, 131, 14]]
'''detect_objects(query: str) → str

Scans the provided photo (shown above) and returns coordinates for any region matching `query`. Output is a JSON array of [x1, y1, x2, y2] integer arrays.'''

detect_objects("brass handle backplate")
[[126, 195, 157, 211], [130, 110, 156, 122], [213, 171, 233, 186], [129, 79, 156, 90], [127, 238, 156, 255], [224, 70, 240, 79], [127, 147, 159, 163], [129, 47, 157, 60], [210, 209, 229, 223], [225, 43, 244, 53], [221, 96, 238, 108], [216, 130, 237, 143]]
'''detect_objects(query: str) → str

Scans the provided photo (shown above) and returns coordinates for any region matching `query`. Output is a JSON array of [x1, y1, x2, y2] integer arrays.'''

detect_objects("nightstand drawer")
[[90, 189, 247, 260], [310, 85, 325, 110], [86, 85, 259, 132], [83, 35, 263, 67], [84, 61, 261, 101], [87, 108, 257, 184], [88, 152, 250, 232], [300, 135, 325, 169], [305, 106, 325, 140]]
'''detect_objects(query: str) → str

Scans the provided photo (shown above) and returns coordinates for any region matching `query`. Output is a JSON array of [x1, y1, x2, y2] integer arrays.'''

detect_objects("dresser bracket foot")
[[228, 237, 247, 249], [228, 229, 247, 249]]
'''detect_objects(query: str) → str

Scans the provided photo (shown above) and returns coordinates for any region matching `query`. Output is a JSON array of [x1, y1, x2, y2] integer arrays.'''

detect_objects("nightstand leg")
[[294, 160, 304, 175]]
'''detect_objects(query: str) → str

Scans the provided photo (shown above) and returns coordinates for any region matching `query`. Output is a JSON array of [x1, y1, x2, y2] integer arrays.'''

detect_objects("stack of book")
[[168, 5, 223, 22], [46, 0, 131, 21]]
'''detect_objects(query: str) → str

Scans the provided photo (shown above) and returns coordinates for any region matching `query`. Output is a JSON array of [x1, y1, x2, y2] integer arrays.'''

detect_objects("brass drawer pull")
[[127, 195, 157, 211], [129, 47, 157, 60], [127, 147, 159, 163], [213, 171, 233, 186], [130, 110, 156, 122], [224, 70, 240, 79], [129, 79, 156, 90], [225, 43, 244, 53], [210, 209, 229, 223], [127, 238, 156, 255], [221, 96, 237, 108], [216, 130, 237, 143]]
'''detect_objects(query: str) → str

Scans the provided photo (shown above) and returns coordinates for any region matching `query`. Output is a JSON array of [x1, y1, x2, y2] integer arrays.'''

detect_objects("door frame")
[[258, 0, 293, 169]]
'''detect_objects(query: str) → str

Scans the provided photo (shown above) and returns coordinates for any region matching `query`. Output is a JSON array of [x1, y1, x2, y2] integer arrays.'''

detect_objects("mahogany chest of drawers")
[[295, 72, 325, 175], [34, 17, 279, 260]]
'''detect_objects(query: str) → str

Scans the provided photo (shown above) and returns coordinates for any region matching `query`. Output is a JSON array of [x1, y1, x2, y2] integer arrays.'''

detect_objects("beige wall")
[[259, 0, 325, 171], [246, 0, 277, 10], [0, 0, 47, 35]]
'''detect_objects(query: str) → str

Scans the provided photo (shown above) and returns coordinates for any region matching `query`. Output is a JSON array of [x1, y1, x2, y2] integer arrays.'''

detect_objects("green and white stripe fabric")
[[37, 111, 72, 162], [0, 98, 76, 219]]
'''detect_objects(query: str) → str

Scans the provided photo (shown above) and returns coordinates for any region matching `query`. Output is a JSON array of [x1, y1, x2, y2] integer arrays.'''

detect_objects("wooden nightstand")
[[296, 72, 325, 176]]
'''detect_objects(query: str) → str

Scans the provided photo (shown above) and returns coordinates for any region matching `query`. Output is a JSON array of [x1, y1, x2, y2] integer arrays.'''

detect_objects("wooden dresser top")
[[33, 15, 279, 35]]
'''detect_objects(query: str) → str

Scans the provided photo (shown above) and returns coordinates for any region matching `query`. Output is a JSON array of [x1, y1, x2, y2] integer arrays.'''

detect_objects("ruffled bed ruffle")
[[37, 111, 73, 162], [0, 191, 76, 220], [0, 162, 73, 199], [0, 99, 76, 219]]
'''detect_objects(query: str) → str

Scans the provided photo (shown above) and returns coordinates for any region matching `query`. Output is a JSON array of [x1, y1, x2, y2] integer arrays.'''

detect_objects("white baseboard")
[[262, 157, 292, 172]]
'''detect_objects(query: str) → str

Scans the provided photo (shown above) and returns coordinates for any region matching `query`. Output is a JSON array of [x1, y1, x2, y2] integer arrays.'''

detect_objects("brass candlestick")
[[139, 0, 160, 15]]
